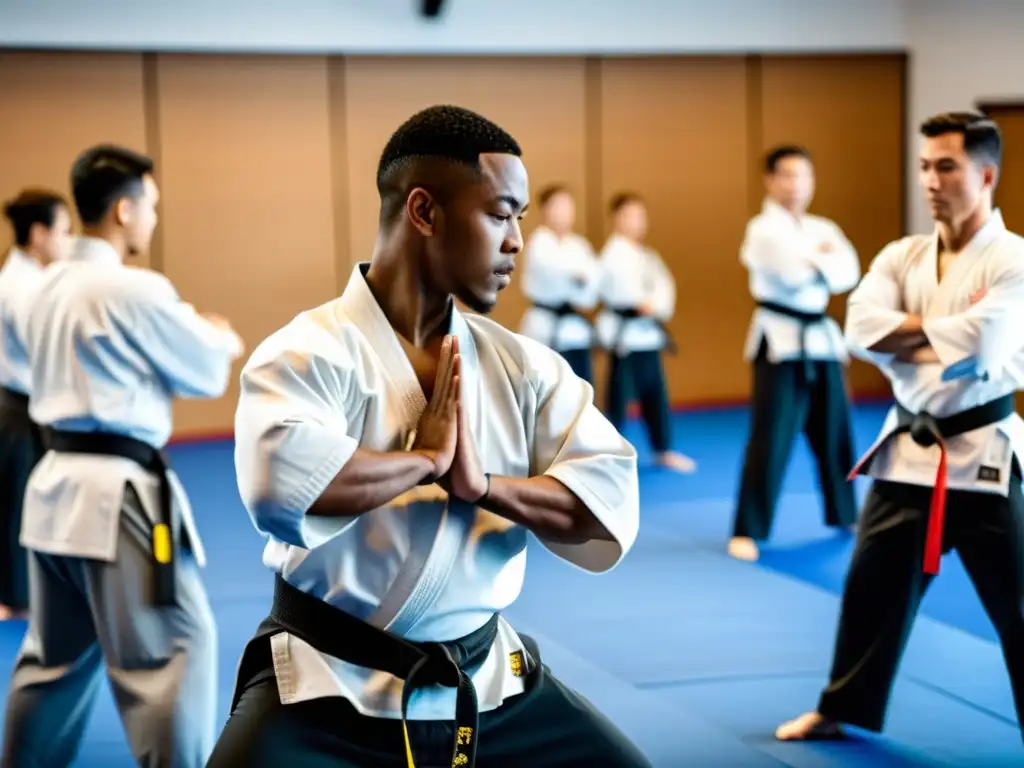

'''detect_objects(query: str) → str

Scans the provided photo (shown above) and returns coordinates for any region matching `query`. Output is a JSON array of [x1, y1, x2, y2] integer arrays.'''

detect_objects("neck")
[[937, 202, 992, 253], [548, 224, 571, 239], [18, 246, 46, 267], [365, 237, 452, 348], [771, 198, 805, 219], [82, 227, 128, 262]]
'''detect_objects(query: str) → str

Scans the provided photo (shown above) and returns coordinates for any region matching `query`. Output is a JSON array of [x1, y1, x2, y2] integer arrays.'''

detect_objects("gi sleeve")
[[806, 222, 861, 294], [524, 340, 640, 573], [234, 321, 361, 550], [572, 240, 602, 312], [923, 254, 1024, 380], [645, 251, 676, 322], [844, 240, 909, 370], [740, 219, 821, 289], [114, 274, 243, 399]]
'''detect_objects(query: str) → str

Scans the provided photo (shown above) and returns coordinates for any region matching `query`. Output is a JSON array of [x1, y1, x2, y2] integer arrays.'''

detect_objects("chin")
[[457, 289, 497, 315]]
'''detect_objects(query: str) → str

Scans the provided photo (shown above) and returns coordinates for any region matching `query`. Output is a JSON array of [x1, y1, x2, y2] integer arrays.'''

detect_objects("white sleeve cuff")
[[538, 463, 639, 573]]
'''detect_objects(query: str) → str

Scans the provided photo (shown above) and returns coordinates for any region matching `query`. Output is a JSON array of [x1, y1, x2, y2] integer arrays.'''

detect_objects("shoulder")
[[462, 313, 573, 392], [871, 234, 931, 266], [242, 298, 362, 382]]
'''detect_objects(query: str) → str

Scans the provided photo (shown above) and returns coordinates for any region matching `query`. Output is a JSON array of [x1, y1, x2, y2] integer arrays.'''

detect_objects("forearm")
[[865, 315, 929, 353], [308, 448, 435, 518], [479, 475, 614, 544]]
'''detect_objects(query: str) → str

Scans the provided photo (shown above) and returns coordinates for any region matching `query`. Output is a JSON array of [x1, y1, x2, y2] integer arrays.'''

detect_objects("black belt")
[[610, 307, 676, 355], [532, 300, 596, 351], [848, 393, 1016, 575], [45, 429, 177, 606], [265, 574, 521, 768], [0, 387, 29, 413], [756, 300, 826, 382]]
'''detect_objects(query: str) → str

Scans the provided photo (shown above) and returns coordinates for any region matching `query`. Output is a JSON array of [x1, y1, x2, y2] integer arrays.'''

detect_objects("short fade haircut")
[[538, 184, 570, 207], [70, 144, 154, 227], [609, 191, 643, 214], [920, 111, 1002, 168], [764, 145, 812, 174], [376, 105, 522, 225], [3, 188, 67, 247]]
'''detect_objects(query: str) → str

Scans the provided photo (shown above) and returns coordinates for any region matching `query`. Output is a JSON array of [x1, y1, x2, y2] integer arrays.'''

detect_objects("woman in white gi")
[[2, 145, 244, 767], [210, 105, 649, 768], [518, 184, 599, 382], [730, 146, 861, 562], [0, 190, 73, 620], [778, 113, 1024, 742], [597, 193, 696, 473]]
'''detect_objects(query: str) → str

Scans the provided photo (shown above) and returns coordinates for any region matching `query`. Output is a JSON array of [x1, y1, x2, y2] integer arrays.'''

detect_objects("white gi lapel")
[[337, 263, 427, 431], [337, 265, 478, 636]]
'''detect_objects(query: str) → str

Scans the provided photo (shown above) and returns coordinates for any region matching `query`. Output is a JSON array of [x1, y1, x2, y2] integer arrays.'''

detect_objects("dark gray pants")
[[1, 484, 217, 767]]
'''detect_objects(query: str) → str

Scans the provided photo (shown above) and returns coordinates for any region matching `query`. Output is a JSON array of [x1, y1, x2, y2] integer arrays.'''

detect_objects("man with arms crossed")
[[778, 113, 1024, 741]]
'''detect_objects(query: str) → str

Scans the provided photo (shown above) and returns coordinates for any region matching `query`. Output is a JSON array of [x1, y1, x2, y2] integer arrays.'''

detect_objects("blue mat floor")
[[0, 402, 1019, 766]]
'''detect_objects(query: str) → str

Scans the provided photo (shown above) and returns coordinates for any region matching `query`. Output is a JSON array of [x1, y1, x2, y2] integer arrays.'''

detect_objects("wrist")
[[409, 448, 441, 484], [470, 472, 492, 505]]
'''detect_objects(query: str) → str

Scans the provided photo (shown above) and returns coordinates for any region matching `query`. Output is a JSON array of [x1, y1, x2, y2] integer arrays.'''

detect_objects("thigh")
[[953, 482, 1024, 630], [22, 550, 98, 667], [84, 484, 216, 669], [480, 665, 650, 767], [630, 350, 665, 399], [210, 670, 406, 768]]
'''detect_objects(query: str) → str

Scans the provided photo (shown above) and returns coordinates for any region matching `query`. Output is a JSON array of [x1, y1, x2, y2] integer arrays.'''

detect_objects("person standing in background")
[[2, 144, 244, 767], [0, 190, 74, 620], [729, 146, 860, 562], [597, 192, 696, 473], [518, 184, 599, 382]]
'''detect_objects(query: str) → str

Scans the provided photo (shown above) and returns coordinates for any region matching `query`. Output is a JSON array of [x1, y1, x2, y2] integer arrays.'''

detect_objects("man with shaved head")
[[210, 105, 650, 767]]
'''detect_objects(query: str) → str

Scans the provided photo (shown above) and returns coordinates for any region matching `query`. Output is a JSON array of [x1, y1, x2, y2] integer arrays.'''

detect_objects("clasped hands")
[[409, 335, 489, 503]]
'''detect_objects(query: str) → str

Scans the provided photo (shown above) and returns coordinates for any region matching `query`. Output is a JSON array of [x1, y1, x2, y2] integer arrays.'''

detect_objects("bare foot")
[[727, 536, 759, 562], [656, 451, 697, 473], [775, 712, 844, 741], [0, 604, 13, 621]]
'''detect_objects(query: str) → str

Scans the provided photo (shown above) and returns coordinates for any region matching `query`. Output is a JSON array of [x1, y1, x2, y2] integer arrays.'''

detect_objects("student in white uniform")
[[597, 192, 696, 473], [208, 105, 649, 768], [0, 190, 73, 620], [777, 112, 1024, 741], [518, 184, 599, 382], [729, 146, 861, 562], [2, 145, 245, 767]]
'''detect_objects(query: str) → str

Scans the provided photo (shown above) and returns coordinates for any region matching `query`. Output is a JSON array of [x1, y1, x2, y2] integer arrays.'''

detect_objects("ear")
[[405, 188, 437, 236], [114, 197, 134, 227], [27, 221, 46, 248], [984, 164, 1000, 190]]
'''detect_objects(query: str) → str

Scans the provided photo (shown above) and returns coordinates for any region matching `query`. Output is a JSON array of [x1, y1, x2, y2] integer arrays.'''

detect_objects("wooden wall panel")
[[340, 56, 589, 335], [0, 51, 149, 261], [597, 57, 753, 405], [153, 54, 338, 435], [757, 54, 906, 398]]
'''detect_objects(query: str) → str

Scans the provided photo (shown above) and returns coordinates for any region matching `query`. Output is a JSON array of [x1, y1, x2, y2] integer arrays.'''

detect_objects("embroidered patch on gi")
[[509, 650, 527, 677], [977, 465, 1001, 483]]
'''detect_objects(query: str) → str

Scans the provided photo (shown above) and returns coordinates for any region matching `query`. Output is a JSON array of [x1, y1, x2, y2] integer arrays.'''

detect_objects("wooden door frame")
[[977, 101, 1024, 117]]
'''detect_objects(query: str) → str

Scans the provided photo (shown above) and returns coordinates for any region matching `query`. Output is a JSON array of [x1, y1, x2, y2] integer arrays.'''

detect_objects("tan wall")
[[0, 51, 905, 439]]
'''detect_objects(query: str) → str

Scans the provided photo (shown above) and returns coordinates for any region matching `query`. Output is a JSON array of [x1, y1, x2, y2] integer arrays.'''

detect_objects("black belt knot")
[[611, 307, 677, 355], [756, 300, 826, 382], [894, 394, 1016, 446], [908, 412, 942, 448]]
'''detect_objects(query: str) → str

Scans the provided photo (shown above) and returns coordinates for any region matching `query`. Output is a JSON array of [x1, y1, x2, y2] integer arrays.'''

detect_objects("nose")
[[504, 220, 524, 254]]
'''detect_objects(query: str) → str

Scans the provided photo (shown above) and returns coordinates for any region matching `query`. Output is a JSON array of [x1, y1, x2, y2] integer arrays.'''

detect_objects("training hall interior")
[[2, 0, 1024, 764]]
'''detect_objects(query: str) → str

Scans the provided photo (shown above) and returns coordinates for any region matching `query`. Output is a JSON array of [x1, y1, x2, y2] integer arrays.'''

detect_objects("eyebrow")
[[497, 195, 528, 213]]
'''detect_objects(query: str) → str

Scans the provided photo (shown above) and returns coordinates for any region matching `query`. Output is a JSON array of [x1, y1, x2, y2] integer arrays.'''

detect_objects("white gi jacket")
[[846, 210, 1024, 498], [518, 226, 599, 352], [234, 262, 640, 720], [595, 234, 675, 355], [18, 236, 243, 563], [742, 198, 861, 363]]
